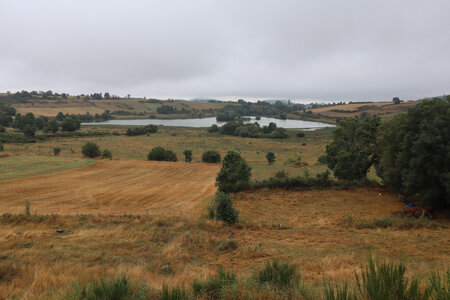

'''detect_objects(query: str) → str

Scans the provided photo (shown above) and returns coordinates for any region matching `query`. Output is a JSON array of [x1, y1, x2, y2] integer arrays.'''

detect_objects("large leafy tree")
[[216, 151, 251, 193], [325, 116, 380, 180], [376, 98, 450, 207]]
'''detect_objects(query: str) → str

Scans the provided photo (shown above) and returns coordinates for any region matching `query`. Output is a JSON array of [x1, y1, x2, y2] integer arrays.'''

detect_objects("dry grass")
[[0, 185, 448, 298]]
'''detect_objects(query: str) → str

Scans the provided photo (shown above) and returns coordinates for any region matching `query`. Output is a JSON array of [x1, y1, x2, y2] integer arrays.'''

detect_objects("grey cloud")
[[0, 0, 449, 101]]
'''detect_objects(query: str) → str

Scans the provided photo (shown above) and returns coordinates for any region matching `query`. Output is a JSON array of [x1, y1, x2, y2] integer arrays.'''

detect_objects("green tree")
[[147, 146, 177, 162], [216, 151, 251, 193], [23, 125, 36, 137], [325, 117, 380, 180], [35, 116, 48, 130], [61, 115, 80, 132], [82, 142, 101, 158], [214, 192, 239, 225], [376, 98, 450, 207], [202, 150, 221, 163], [183, 150, 193, 162], [392, 97, 401, 104], [53, 147, 61, 156], [46, 119, 59, 133], [56, 112, 65, 121], [266, 152, 276, 164]]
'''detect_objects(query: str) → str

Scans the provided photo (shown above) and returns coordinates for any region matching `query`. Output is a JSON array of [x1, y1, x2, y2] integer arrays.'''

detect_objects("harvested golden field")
[[308, 101, 419, 120], [0, 159, 219, 216], [10, 98, 228, 118], [14, 106, 105, 117], [0, 184, 448, 298]]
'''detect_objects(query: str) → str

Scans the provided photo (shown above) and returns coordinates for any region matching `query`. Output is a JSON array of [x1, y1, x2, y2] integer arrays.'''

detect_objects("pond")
[[82, 117, 334, 129]]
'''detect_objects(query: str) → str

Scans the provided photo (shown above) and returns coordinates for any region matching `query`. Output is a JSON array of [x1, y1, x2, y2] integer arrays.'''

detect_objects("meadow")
[[0, 122, 448, 299], [3, 126, 332, 180], [0, 155, 94, 181]]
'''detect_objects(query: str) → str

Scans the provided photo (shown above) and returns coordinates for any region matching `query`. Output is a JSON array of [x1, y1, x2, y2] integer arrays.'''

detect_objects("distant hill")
[[188, 97, 223, 102], [263, 99, 291, 104]]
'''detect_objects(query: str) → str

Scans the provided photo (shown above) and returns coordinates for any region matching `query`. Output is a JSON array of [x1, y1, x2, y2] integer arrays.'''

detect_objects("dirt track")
[[0, 160, 219, 216]]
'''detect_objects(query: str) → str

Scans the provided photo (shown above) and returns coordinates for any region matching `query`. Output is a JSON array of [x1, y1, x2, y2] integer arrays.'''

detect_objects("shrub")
[[318, 155, 328, 164], [126, 124, 158, 136], [193, 267, 237, 299], [208, 124, 219, 133], [183, 150, 192, 162], [0, 143, 3, 152], [53, 147, 61, 156], [23, 125, 36, 137], [214, 192, 239, 225], [147, 146, 177, 162], [255, 261, 300, 290], [266, 152, 276, 164], [82, 142, 101, 158], [0, 125, 4, 133], [296, 131, 305, 138], [102, 149, 112, 160], [216, 151, 251, 193], [202, 150, 221, 163]]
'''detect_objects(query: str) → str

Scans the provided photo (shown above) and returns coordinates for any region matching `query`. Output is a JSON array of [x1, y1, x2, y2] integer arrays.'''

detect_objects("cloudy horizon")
[[0, 0, 449, 102]]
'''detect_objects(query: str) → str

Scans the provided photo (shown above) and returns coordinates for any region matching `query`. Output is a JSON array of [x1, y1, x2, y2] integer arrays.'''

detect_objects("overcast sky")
[[0, 1, 449, 102]]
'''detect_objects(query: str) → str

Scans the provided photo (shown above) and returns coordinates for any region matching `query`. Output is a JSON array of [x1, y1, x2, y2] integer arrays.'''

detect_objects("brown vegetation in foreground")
[[0, 185, 448, 298]]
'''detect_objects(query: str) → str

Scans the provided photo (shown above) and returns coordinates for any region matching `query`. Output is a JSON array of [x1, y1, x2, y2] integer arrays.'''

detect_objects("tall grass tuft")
[[355, 255, 422, 300], [192, 267, 238, 299], [424, 271, 450, 300], [159, 285, 188, 300], [324, 283, 356, 300], [79, 276, 131, 300], [255, 261, 300, 290], [24, 199, 30, 217]]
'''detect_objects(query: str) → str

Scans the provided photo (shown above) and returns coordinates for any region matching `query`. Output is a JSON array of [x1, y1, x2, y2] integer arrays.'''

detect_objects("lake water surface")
[[83, 117, 334, 129]]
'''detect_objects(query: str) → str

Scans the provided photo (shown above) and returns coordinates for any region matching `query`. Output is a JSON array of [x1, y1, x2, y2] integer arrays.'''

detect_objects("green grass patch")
[[0, 155, 94, 181]]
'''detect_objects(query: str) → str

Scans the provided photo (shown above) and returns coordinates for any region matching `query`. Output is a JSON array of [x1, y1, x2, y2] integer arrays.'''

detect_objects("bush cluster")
[[252, 169, 334, 190], [210, 121, 288, 139], [201, 150, 221, 163], [126, 124, 158, 136], [183, 150, 192, 162], [81, 142, 102, 158], [147, 146, 177, 162]]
